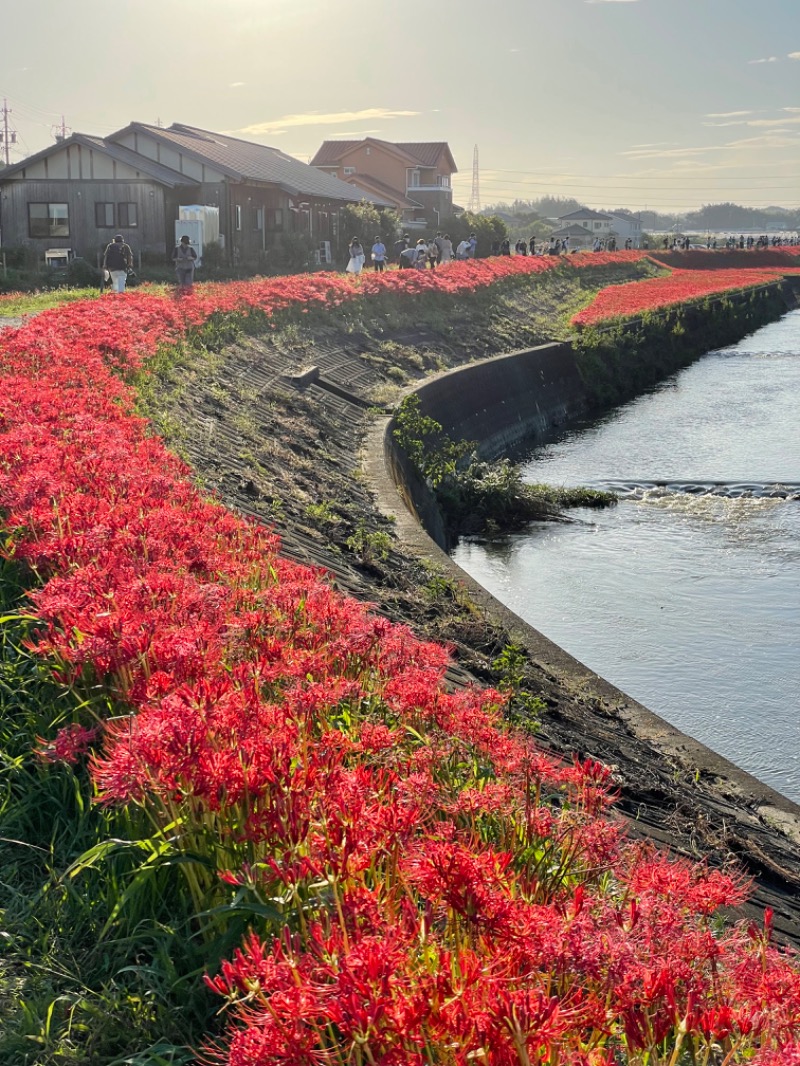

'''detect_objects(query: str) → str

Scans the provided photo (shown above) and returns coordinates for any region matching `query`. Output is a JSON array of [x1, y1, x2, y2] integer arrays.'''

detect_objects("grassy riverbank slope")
[[2, 256, 800, 1063]]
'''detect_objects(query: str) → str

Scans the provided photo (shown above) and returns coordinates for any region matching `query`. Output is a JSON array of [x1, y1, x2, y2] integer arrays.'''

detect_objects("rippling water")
[[452, 310, 800, 802]]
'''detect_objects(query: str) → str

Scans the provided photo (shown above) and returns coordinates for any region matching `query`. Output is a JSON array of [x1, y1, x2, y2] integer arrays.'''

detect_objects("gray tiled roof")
[[310, 138, 456, 172], [550, 225, 594, 237], [121, 124, 387, 203], [559, 208, 612, 222]]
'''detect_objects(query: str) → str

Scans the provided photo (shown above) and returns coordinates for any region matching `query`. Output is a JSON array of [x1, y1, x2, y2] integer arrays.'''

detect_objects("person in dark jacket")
[[102, 234, 133, 293], [172, 235, 198, 290]]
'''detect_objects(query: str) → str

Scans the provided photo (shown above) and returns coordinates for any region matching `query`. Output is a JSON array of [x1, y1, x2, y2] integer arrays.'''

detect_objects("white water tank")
[[174, 220, 203, 265], [178, 205, 220, 244]]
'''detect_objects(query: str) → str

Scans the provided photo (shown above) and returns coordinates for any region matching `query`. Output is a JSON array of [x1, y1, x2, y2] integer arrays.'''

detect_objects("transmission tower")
[[467, 144, 481, 214], [52, 115, 71, 142], [1, 99, 18, 167]]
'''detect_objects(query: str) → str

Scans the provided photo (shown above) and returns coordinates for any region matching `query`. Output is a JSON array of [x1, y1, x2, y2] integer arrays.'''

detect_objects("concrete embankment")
[[368, 292, 800, 942]]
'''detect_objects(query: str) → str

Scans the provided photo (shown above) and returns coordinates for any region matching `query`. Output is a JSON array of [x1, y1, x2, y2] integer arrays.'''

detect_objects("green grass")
[[0, 288, 101, 316], [0, 560, 219, 1064]]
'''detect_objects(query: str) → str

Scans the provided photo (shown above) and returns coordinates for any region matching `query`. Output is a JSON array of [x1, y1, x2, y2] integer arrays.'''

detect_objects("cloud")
[[704, 115, 800, 129], [789, 52, 800, 60], [229, 82, 245, 88], [706, 110, 754, 118], [621, 145, 733, 159], [726, 131, 800, 150], [748, 56, 778, 64], [236, 108, 420, 136]]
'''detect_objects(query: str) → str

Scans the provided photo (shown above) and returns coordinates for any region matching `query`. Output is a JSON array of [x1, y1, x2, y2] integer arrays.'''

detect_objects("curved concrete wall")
[[365, 322, 800, 843]]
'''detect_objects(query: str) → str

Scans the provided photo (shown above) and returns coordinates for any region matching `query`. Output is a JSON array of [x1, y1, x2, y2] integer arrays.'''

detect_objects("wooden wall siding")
[[11, 143, 148, 183], [0, 179, 171, 257], [115, 131, 226, 184]]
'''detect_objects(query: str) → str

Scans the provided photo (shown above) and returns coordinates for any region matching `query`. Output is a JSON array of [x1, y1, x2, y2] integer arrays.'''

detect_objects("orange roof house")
[[310, 138, 457, 228]]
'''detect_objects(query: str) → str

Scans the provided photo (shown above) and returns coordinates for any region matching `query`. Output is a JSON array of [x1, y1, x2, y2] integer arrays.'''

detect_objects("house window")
[[235, 205, 242, 231], [28, 202, 69, 238], [409, 170, 420, 187], [439, 175, 450, 187], [266, 208, 283, 231], [95, 202, 115, 227], [117, 202, 138, 228], [594, 221, 602, 230], [343, 166, 355, 175]]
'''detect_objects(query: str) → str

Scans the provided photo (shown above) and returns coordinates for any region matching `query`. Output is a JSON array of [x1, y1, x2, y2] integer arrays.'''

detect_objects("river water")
[[452, 310, 800, 802]]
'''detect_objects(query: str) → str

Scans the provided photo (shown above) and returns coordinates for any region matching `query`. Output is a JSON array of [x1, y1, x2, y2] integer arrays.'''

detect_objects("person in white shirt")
[[399, 244, 419, 269], [346, 238, 365, 274], [439, 234, 453, 263], [371, 236, 387, 272], [456, 239, 471, 260]]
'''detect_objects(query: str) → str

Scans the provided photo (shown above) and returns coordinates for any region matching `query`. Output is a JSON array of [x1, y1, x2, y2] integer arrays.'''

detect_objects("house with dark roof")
[[554, 207, 642, 249], [0, 122, 387, 265], [550, 208, 609, 250], [310, 138, 457, 228]]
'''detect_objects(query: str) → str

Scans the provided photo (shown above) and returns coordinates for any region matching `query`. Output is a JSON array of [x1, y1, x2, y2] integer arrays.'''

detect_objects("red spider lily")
[[572, 267, 792, 326], [36, 722, 99, 764], [4, 270, 800, 1065]]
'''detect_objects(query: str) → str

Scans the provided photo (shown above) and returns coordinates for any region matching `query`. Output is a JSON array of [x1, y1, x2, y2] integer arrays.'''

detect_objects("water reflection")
[[452, 311, 800, 802]]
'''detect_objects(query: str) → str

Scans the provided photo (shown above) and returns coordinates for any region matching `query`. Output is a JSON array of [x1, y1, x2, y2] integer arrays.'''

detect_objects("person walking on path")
[[172, 235, 198, 290], [346, 237, 365, 274], [371, 236, 387, 272], [102, 234, 133, 293], [439, 233, 453, 264]]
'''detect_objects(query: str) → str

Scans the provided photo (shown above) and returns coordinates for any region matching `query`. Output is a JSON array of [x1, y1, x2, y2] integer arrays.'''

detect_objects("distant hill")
[[483, 200, 799, 234]]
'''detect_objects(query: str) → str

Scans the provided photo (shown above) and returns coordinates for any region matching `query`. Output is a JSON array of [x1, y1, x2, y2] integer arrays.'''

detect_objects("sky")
[[1, 0, 798, 215]]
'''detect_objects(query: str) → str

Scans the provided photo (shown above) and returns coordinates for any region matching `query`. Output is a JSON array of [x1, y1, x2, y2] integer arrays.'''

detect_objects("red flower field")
[[2, 262, 800, 1064], [573, 263, 800, 327]]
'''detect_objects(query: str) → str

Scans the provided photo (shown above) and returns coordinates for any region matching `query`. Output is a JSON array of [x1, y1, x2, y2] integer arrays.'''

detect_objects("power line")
[[454, 176, 800, 193], [1, 98, 18, 166], [459, 163, 800, 183]]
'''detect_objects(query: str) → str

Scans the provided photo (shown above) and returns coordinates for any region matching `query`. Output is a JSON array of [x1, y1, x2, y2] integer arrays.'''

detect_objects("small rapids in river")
[[453, 310, 800, 803]]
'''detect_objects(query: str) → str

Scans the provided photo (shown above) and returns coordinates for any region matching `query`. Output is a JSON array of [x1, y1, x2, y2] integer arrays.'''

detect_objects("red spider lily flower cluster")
[[571, 267, 798, 327], [2, 270, 800, 1065]]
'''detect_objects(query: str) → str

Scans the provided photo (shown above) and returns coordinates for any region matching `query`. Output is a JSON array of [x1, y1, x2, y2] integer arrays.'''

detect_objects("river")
[[452, 310, 800, 802]]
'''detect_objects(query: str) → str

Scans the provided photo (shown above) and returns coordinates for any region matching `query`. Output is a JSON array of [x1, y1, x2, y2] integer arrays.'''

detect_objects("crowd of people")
[[345, 232, 480, 274], [343, 227, 799, 273]]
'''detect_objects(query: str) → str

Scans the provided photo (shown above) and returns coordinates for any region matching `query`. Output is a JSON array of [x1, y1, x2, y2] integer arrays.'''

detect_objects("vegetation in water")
[[393, 395, 616, 538]]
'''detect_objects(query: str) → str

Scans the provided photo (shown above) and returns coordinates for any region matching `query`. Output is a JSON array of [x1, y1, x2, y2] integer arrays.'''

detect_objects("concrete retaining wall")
[[363, 300, 800, 896]]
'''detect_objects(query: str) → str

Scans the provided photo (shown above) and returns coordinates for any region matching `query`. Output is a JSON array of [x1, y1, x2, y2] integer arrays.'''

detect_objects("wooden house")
[[0, 122, 387, 266]]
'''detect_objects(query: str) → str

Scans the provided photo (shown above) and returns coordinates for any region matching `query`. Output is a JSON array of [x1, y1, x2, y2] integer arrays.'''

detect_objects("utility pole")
[[52, 115, 71, 142], [467, 144, 481, 214], [1, 99, 17, 166]]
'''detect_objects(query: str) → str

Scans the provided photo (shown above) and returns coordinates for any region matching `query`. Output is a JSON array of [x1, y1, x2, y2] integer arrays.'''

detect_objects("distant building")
[[310, 138, 457, 229], [0, 123, 388, 264], [556, 208, 613, 248], [554, 207, 642, 249], [607, 210, 643, 247]]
